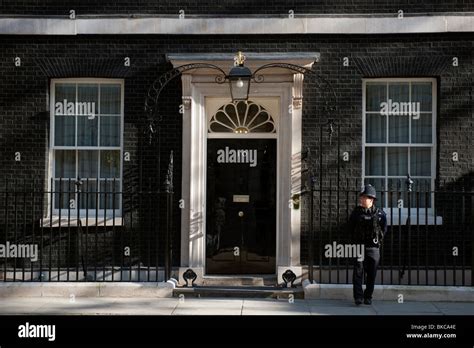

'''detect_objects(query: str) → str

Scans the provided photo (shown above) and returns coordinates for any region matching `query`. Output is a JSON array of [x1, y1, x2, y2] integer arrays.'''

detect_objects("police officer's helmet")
[[359, 184, 377, 200]]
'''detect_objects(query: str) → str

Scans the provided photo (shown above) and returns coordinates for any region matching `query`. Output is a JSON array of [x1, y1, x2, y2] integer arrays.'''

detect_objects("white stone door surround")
[[168, 52, 319, 284]]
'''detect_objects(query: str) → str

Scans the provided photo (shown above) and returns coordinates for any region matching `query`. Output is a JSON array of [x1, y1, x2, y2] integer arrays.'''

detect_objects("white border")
[[204, 96, 280, 275], [48, 78, 124, 218], [362, 77, 439, 224], [0, 15, 473, 35], [181, 77, 299, 274]]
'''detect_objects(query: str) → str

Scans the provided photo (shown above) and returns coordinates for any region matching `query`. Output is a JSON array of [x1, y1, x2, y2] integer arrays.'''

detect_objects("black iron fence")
[[302, 173, 474, 286], [304, 179, 473, 286], [302, 122, 473, 287], [0, 161, 174, 282]]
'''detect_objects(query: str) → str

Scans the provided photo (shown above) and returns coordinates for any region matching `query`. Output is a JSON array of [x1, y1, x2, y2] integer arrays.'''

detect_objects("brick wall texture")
[[0, 26, 472, 270]]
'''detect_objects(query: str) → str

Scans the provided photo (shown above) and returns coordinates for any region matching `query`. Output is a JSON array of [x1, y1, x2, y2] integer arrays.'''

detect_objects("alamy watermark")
[[380, 99, 421, 119], [216, 146, 258, 167], [55, 99, 96, 119], [324, 241, 365, 261], [18, 322, 55, 341], [0, 241, 38, 262]]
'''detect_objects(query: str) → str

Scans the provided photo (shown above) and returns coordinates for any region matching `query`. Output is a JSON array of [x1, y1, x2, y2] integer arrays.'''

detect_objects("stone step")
[[200, 276, 278, 287], [173, 286, 303, 299]]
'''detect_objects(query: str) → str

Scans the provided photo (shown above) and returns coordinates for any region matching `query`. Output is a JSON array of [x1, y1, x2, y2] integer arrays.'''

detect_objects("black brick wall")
[[0, 33, 472, 267], [1, 0, 474, 15]]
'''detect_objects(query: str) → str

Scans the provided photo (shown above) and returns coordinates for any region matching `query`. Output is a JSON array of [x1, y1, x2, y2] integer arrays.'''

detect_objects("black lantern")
[[227, 52, 252, 102]]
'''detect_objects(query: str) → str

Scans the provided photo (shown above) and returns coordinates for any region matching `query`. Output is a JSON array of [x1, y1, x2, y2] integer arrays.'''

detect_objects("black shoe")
[[364, 298, 372, 305], [355, 298, 363, 305]]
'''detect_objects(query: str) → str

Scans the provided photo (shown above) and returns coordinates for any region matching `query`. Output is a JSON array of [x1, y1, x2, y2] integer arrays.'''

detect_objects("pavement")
[[0, 297, 473, 315]]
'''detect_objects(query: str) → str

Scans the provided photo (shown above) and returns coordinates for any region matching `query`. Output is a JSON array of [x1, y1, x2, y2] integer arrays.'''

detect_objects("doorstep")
[[174, 286, 304, 299], [302, 280, 474, 302], [0, 281, 176, 298]]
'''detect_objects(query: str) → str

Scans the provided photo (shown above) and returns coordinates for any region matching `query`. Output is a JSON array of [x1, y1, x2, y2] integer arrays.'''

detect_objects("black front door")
[[206, 139, 276, 274]]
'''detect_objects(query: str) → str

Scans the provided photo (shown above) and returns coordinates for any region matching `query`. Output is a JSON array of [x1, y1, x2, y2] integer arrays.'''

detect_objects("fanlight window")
[[208, 101, 276, 134]]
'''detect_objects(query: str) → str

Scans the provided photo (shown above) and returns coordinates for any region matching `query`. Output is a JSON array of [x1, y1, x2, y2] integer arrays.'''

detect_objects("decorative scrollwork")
[[406, 174, 414, 192], [252, 62, 311, 77], [282, 269, 297, 288], [144, 60, 338, 144], [163, 151, 174, 193], [215, 75, 226, 84], [251, 62, 337, 117], [253, 74, 265, 83], [328, 120, 335, 145], [311, 73, 338, 116], [145, 63, 227, 116], [144, 63, 227, 143], [182, 268, 198, 287]]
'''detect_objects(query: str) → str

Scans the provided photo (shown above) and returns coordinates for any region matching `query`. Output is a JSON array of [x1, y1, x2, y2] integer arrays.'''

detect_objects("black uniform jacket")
[[347, 205, 387, 248]]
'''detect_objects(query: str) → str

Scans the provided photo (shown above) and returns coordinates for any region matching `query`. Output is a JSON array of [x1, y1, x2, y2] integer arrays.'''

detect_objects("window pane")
[[54, 115, 76, 146], [388, 83, 414, 124], [99, 180, 120, 210], [78, 150, 99, 178], [100, 85, 121, 115], [387, 178, 405, 191], [54, 150, 76, 178], [55, 84, 76, 115], [100, 116, 120, 146], [411, 82, 432, 112], [54, 180, 75, 209], [366, 114, 386, 143], [77, 116, 98, 146], [387, 179, 408, 208], [365, 147, 385, 175], [409, 178, 432, 208], [389, 115, 409, 143], [100, 150, 120, 178], [79, 179, 98, 209], [410, 148, 431, 176], [54, 116, 75, 146], [366, 83, 386, 111], [387, 147, 408, 176], [387, 178, 431, 208], [411, 114, 432, 143], [364, 178, 385, 191], [77, 84, 98, 116], [388, 83, 409, 104]]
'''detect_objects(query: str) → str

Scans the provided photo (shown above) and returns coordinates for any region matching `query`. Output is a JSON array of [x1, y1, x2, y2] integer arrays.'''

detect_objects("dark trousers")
[[353, 247, 380, 300]]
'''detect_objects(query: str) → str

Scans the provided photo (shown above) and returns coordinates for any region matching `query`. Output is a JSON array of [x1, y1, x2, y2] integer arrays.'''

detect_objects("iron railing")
[[303, 180, 473, 286], [302, 121, 473, 286], [0, 165, 175, 282]]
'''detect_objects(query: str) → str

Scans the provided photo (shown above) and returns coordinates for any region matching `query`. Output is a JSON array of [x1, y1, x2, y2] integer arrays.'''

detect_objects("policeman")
[[347, 184, 387, 305]]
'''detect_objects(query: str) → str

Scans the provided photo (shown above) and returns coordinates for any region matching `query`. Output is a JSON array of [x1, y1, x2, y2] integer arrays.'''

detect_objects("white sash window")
[[362, 78, 439, 224], [49, 79, 123, 217]]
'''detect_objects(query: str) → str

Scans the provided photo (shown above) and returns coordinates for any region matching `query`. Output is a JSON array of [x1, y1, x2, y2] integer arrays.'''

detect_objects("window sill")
[[40, 217, 123, 228]]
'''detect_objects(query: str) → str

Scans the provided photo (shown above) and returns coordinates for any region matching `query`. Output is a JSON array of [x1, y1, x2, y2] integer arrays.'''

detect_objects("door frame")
[[173, 54, 313, 283], [204, 99, 279, 275]]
